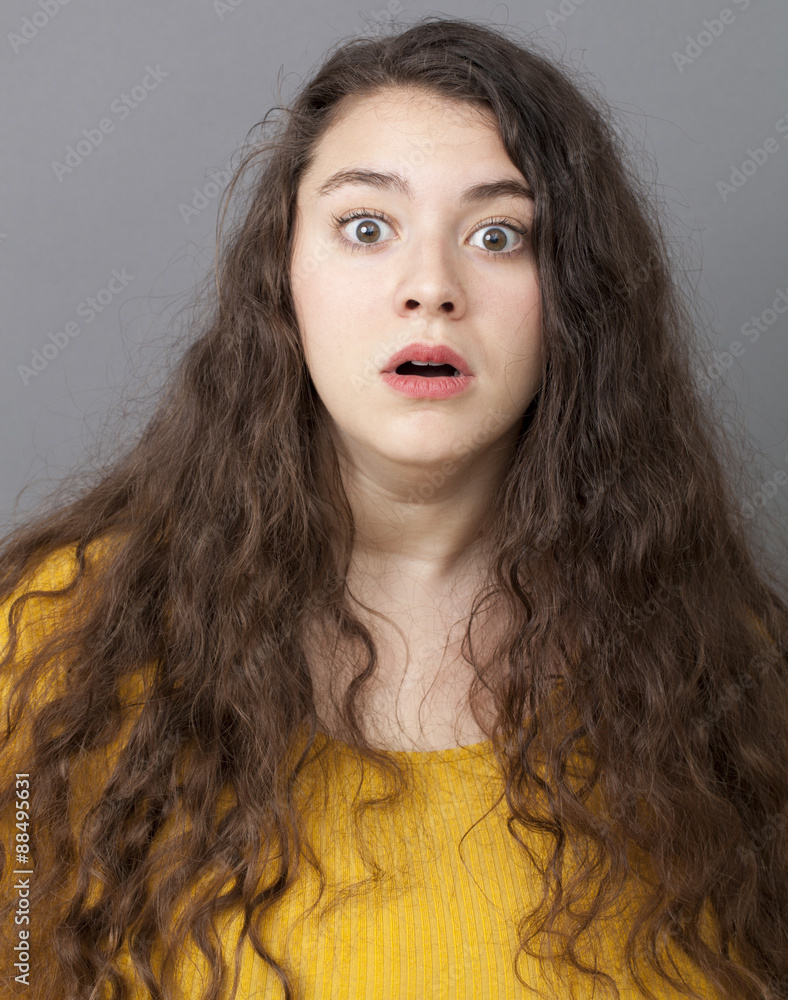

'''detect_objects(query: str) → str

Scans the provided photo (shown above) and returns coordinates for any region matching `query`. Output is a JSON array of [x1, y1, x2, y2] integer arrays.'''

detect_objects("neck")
[[324, 422, 518, 592]]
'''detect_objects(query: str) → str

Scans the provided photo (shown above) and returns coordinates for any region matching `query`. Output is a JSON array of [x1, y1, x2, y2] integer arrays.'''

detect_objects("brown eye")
[[482, 227, 508, 250], [469, 221, 527, 257], [332, 210, 394, 252], [354, 219, 381, 243]]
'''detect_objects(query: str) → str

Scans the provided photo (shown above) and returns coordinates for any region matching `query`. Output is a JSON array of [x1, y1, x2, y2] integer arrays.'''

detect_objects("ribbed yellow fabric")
[[160, 734, 732, 1000], [193, 728, 726, 1000], [0, 544, 752, 999], [108, 723, 728, 999]]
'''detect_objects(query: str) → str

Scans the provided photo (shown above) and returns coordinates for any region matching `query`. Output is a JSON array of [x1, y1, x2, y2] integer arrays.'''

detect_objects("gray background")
[[1, 0, 786, 553]]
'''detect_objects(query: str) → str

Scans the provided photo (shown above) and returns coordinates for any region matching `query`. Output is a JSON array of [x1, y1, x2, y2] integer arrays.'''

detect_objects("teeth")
[[401, 360, 464, 376]]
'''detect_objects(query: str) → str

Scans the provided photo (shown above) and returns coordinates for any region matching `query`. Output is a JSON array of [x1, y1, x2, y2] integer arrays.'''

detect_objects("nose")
[[405, 297, 454, 313], [395, 240, 467, 319]]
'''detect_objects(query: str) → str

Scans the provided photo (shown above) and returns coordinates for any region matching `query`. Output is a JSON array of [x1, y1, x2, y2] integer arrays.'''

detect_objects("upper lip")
[[382, 342, 473, 375]]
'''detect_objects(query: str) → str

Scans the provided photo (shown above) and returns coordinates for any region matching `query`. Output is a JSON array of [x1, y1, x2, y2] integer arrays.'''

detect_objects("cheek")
[[293, 248, 370, 317], [487, 276, 541, 344], [295, 269, 379, 364], [488, 281, 542, 392]]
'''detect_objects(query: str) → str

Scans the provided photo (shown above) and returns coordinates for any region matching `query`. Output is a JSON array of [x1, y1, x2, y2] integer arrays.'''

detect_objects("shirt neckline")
[[314, 728, 495, 763]]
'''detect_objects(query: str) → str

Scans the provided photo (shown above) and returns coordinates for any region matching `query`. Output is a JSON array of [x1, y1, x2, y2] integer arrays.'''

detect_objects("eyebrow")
[[315, 168, 533, 205]]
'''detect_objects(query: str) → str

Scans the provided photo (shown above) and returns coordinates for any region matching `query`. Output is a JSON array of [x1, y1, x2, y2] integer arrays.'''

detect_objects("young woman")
[[1, 15, 786, 1000]]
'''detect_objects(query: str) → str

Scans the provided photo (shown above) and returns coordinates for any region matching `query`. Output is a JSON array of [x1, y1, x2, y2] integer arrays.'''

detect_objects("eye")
[[332, 210, 394, 252], [330, 210, 529, 259], [468, 218, 529, 259]]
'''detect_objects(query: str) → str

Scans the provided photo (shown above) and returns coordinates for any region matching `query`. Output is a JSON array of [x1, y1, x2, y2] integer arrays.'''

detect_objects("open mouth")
[[395, 362, 462, 377]]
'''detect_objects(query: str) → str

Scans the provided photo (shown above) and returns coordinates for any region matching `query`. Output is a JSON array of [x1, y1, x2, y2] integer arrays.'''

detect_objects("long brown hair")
[[1, 15, 786, 1000]]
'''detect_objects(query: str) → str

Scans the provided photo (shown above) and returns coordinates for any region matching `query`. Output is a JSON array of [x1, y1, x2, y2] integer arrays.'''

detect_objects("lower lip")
[[381, 372, 474, 398]]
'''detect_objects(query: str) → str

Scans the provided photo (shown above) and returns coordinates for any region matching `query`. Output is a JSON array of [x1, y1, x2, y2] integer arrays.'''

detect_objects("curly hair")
[[1, 14, 786, 1000]]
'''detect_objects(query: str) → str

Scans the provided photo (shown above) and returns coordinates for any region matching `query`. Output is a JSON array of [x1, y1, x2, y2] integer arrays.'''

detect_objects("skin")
[[291, 86, 542, 586], [289, 87, 542, 745]]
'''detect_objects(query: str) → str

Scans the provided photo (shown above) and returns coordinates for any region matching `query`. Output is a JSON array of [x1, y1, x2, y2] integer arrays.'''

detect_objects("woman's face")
[[290, 87, 542, 484]]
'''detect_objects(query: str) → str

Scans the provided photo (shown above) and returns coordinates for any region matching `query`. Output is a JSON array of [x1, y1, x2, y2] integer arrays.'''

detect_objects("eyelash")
[[331, 208, 529, 260]]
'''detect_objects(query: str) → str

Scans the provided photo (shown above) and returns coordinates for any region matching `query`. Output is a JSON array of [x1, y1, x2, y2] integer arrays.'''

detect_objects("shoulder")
[[0, 533, 148, 809], [0, 533, 127, 742], [1, 533, 122, 646]]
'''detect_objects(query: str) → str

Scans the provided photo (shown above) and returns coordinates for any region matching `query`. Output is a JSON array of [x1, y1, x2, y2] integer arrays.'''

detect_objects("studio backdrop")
[[1, 0, 786, 553]]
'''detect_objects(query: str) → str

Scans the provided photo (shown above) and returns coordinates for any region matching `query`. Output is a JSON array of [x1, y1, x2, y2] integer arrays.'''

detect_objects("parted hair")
[[1, 14, 787, 1000]]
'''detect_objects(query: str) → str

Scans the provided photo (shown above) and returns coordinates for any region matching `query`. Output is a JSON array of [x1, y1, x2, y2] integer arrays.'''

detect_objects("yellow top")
[[141, 727, 722, 1000], [0, 545, 740, 999]]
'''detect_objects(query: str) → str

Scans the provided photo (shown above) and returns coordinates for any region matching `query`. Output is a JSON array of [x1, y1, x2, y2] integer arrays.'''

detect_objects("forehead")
[[334, 86, 496, 127], [299, 88, 529, 201]]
